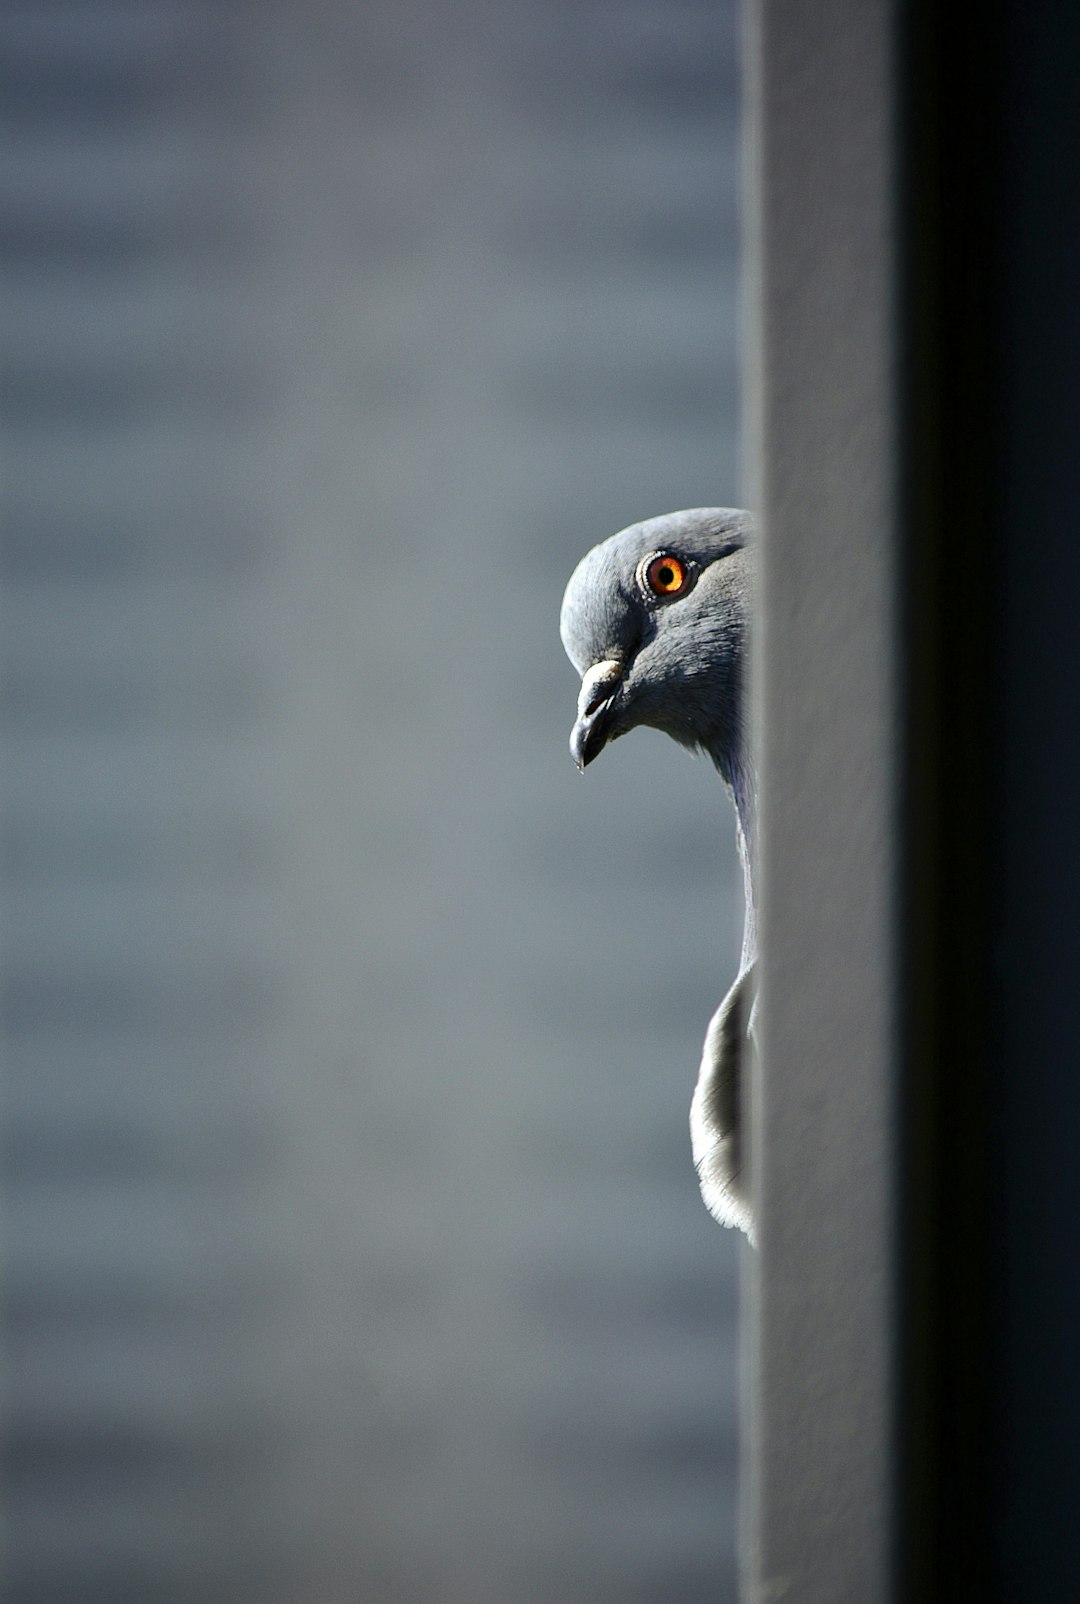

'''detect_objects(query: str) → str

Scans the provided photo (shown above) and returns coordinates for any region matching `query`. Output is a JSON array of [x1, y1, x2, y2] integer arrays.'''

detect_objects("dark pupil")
[[656, 565, 674, 587]]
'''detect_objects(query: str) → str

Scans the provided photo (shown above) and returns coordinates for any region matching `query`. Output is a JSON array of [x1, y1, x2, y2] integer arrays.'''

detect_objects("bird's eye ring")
[[640, 551, 691, 600]]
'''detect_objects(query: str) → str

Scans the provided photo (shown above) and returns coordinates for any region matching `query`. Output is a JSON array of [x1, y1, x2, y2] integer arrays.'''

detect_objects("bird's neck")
[[711, 740, 758, 971]]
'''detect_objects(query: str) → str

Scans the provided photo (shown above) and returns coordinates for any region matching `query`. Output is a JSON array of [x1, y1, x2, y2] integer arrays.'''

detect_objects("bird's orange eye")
[[643, 553, 689, 597]]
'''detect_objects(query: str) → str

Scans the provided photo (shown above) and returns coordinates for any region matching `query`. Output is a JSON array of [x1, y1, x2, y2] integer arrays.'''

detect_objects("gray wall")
[[747, 1, 899, 1599], [2, 4, 743, 1600]]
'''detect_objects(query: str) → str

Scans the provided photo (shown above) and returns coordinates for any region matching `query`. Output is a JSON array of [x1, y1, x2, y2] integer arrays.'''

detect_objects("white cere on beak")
[[577, 658, 624, 718]]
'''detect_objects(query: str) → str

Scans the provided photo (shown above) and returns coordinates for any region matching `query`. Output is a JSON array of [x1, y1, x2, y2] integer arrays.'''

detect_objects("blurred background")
[[1, 2, 743, 1600]]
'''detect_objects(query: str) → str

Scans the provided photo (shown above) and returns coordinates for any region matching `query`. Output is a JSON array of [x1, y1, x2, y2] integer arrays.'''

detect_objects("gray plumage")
[[559, 508, 756, 1238]]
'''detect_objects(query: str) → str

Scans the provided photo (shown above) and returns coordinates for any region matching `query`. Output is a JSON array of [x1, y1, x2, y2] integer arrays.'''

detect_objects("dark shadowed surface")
[[1, 4, 743, 1600]]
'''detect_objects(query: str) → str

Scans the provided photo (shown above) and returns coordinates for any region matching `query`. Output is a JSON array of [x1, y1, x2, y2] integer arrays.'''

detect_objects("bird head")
[[559, 508, 753, 783]]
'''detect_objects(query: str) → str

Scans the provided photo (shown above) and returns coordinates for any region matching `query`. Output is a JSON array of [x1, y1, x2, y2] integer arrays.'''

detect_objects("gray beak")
[[569, 658, 624, 771]]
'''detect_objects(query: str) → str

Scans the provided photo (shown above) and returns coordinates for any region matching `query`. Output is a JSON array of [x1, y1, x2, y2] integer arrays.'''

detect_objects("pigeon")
[[559, 508, 756, 1238]]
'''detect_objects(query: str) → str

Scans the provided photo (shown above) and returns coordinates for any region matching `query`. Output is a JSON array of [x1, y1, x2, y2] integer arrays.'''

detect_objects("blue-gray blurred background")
[[1, 3, 743, 1600]]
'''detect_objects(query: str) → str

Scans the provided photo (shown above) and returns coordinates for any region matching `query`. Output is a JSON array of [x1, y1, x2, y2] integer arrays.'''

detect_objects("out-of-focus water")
[[1, 3, 743, 1600]]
